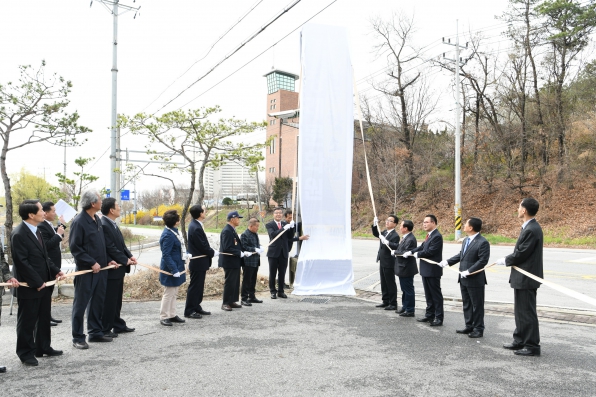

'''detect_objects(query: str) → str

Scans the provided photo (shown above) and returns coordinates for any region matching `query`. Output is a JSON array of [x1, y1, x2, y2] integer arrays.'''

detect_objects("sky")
[[0, 0, 511, 196]]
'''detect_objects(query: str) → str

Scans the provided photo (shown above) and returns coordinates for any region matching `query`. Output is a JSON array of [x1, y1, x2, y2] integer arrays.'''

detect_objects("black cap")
[[227, 211, 244, 220]]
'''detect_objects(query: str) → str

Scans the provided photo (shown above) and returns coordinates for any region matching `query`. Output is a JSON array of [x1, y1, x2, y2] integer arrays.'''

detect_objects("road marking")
[[567, 256, 596, 265]]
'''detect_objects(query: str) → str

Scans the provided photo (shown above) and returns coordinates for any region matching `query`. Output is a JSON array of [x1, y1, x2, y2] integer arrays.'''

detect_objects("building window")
[[269, 167, 276, 173], [269, 138, 275, 154], [269, 119, 276, 126]]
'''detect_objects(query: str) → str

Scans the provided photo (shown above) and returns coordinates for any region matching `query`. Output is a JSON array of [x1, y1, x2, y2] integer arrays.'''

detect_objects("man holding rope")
[[496, 198, 543, 357], [219, 211, 250, 311], [372, 215, 400, 311], [266, 208, 295, 299]]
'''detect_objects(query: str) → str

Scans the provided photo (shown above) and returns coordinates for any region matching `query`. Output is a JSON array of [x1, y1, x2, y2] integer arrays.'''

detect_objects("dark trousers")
[[460, 284, 485, 332], [513, 288, 540, 348], [184, 269, 207, 316], [268, 256, 287, 294], [241, 266, 259, 300], [398, 276, 415, 312], [222, 268, 240, 305], [421, 276, 444, 320], [72, 271, 108, 342], [16, 288, 52, 361], [379, 265, 398, 306], [102, 277, 128, 333]]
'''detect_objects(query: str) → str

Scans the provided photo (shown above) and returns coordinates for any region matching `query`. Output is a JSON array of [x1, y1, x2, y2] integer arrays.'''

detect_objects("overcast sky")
[[0, 0, 509, 195]]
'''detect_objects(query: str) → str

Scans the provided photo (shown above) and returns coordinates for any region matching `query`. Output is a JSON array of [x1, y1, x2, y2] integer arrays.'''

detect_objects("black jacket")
[[411, 229, 443, 278], [69, 211, 108, 271], [218, 224, 244, 269], [447, 234, 490, 287], [371, 226, 400, 268], [11, 223, 60, 300], [394, 232, 418, 278], [266, 220, 293, 259], [101, 216, 133, 280], [187, 219, 214, 272], [506, 219, 543, 289], [38, 220, 62, 269]]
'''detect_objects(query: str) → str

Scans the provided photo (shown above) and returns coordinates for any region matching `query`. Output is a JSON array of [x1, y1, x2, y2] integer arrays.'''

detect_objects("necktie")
[[36, 230, 43, 248], [277, 222, 281, 230], [463, 238, 470, 254], [425, 234, 429, 241]]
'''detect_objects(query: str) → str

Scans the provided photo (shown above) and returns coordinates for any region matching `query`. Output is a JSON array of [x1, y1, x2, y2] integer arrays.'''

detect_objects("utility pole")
[[91, 0, 140, 202], [442, 20, 467, 241]]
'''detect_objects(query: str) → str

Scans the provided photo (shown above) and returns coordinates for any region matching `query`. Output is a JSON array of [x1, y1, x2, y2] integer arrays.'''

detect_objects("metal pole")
[[110, 1, 119, 202], [133, 177, 137, 225], [454, 19, 462, 240]]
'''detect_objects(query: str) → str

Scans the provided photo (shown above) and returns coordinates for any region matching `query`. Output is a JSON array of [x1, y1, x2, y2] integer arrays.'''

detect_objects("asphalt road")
[[124, 228, 596, 311], [0, 297, 594, 396]]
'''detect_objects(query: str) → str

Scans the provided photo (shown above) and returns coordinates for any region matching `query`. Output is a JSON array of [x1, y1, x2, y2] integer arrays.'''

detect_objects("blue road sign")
[[121, 190, 130, 201]]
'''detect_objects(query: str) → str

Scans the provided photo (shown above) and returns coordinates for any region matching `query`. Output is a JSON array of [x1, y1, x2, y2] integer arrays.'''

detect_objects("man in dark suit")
[[497, 198, 543, 357], [100, 198, 137, 337], [240, 218, 263, 306], [404, 214, 444, 326], [39, 201, 65, 326], [69, 190, 115, 349], [441, 217, 490, 338], [266, 207, 295, 299], [11, 200, 65, 366], [219, 211, 250, 311], [392, 220, 418, 317], [184, 204, 218, 318], [371, 215, 401, 310]]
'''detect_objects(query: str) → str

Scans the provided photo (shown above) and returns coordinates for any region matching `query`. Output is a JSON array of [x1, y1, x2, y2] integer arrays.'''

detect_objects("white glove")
[[173, 272, 181, 278], [391, 250, 396, 256], [283, 224, 292, 230], [289, 220, 295, 228], [413, 252, 418, 259], [255, 247, 263, 254], [182, 253, 191, 261], [243, 251, 253, 257], [402, 251, 412, 258], [460, 270, 470, 278], [373, 216, 379, 227], [379, 235, 387, 244], [439, 260, 449, 268], [213, 250, 219, 257], [496, 257, 507, 266]]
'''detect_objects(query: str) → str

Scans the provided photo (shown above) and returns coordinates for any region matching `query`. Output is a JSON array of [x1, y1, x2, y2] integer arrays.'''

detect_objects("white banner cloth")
[[293, 24, 355, 296]]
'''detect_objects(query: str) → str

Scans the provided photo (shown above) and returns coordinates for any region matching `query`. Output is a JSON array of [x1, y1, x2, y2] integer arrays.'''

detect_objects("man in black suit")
[[100, 198, 137, 337], [266, 207, 295, 299], [39, 201, 65, 326], [440, 217, 490, 338], [219, 211, 250, 311], [69, 190, 115, 349], [404, 214, 444, 326], [497, 198, 543, 357], [392, 220, 418, 317], [184, 204, 218, 318], [11, 200, 65, 366], [371, 215, 401, 310]]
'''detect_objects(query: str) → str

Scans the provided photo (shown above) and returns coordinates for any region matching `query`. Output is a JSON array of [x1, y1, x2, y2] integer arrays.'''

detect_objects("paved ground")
[[1, 295, 595, 396]]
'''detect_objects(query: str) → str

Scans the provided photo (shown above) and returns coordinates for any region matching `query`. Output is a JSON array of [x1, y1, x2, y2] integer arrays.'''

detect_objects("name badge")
[[234, 238, 237, 245]]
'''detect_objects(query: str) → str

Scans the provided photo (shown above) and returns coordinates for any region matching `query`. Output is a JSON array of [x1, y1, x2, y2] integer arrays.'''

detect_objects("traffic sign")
[[121, 190, 130, 201]]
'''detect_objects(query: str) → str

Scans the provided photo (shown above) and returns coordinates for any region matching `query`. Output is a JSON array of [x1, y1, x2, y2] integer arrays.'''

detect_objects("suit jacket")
[[371, 226, 400, 268], [394, 232, 418, 278], [69, 211, 108, 270], [506, 219, 543, 290], [38, 220, 62, 269], [187, 219, 214, 272], [11, 223, 60, 300], [266, 220, 293, 259], [411, 229, 443, 278], [447, 234, 490, 287], [101, 216, 133, 280], [159, 227, 186, 287], [218, 224, 244, 269], [240, 229, 261, 268]]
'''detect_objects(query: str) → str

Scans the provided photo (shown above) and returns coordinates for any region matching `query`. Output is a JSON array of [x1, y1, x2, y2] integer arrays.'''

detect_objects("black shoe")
[[197, 309, 211, 315], [184, 312, 203, 319], [0, 366, 6, 373], [271, 293, 277, 299], [241, 300, 252, 306], [115, 326, 135, 333], [35, 348, 63, 357], [73, 341, 89, 350], [50, 322, 58, 327], [22, 358, 38, 367], [503, 342, 524, 350], [399, 312, 415, 317], [514, 347, 540, 357], [221, 304, 233, 311], [50, 317, 62, 324], [278, 292, 288, 299], [375, 303, 389, 308], [396, 307, 406, 314], [384, 305, 397, 311], [248, 297, 263, 303], [456, 328, 473, 334], [429, 319, 443, 326], [160, 319, 173, 326], [104, 331, 118, 338], [169, 316, 186, 323], [88, 336, 113, 343], [417, 316, 432, 322], [229, 302, 242, 308], [468, 331, 483, 338]]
